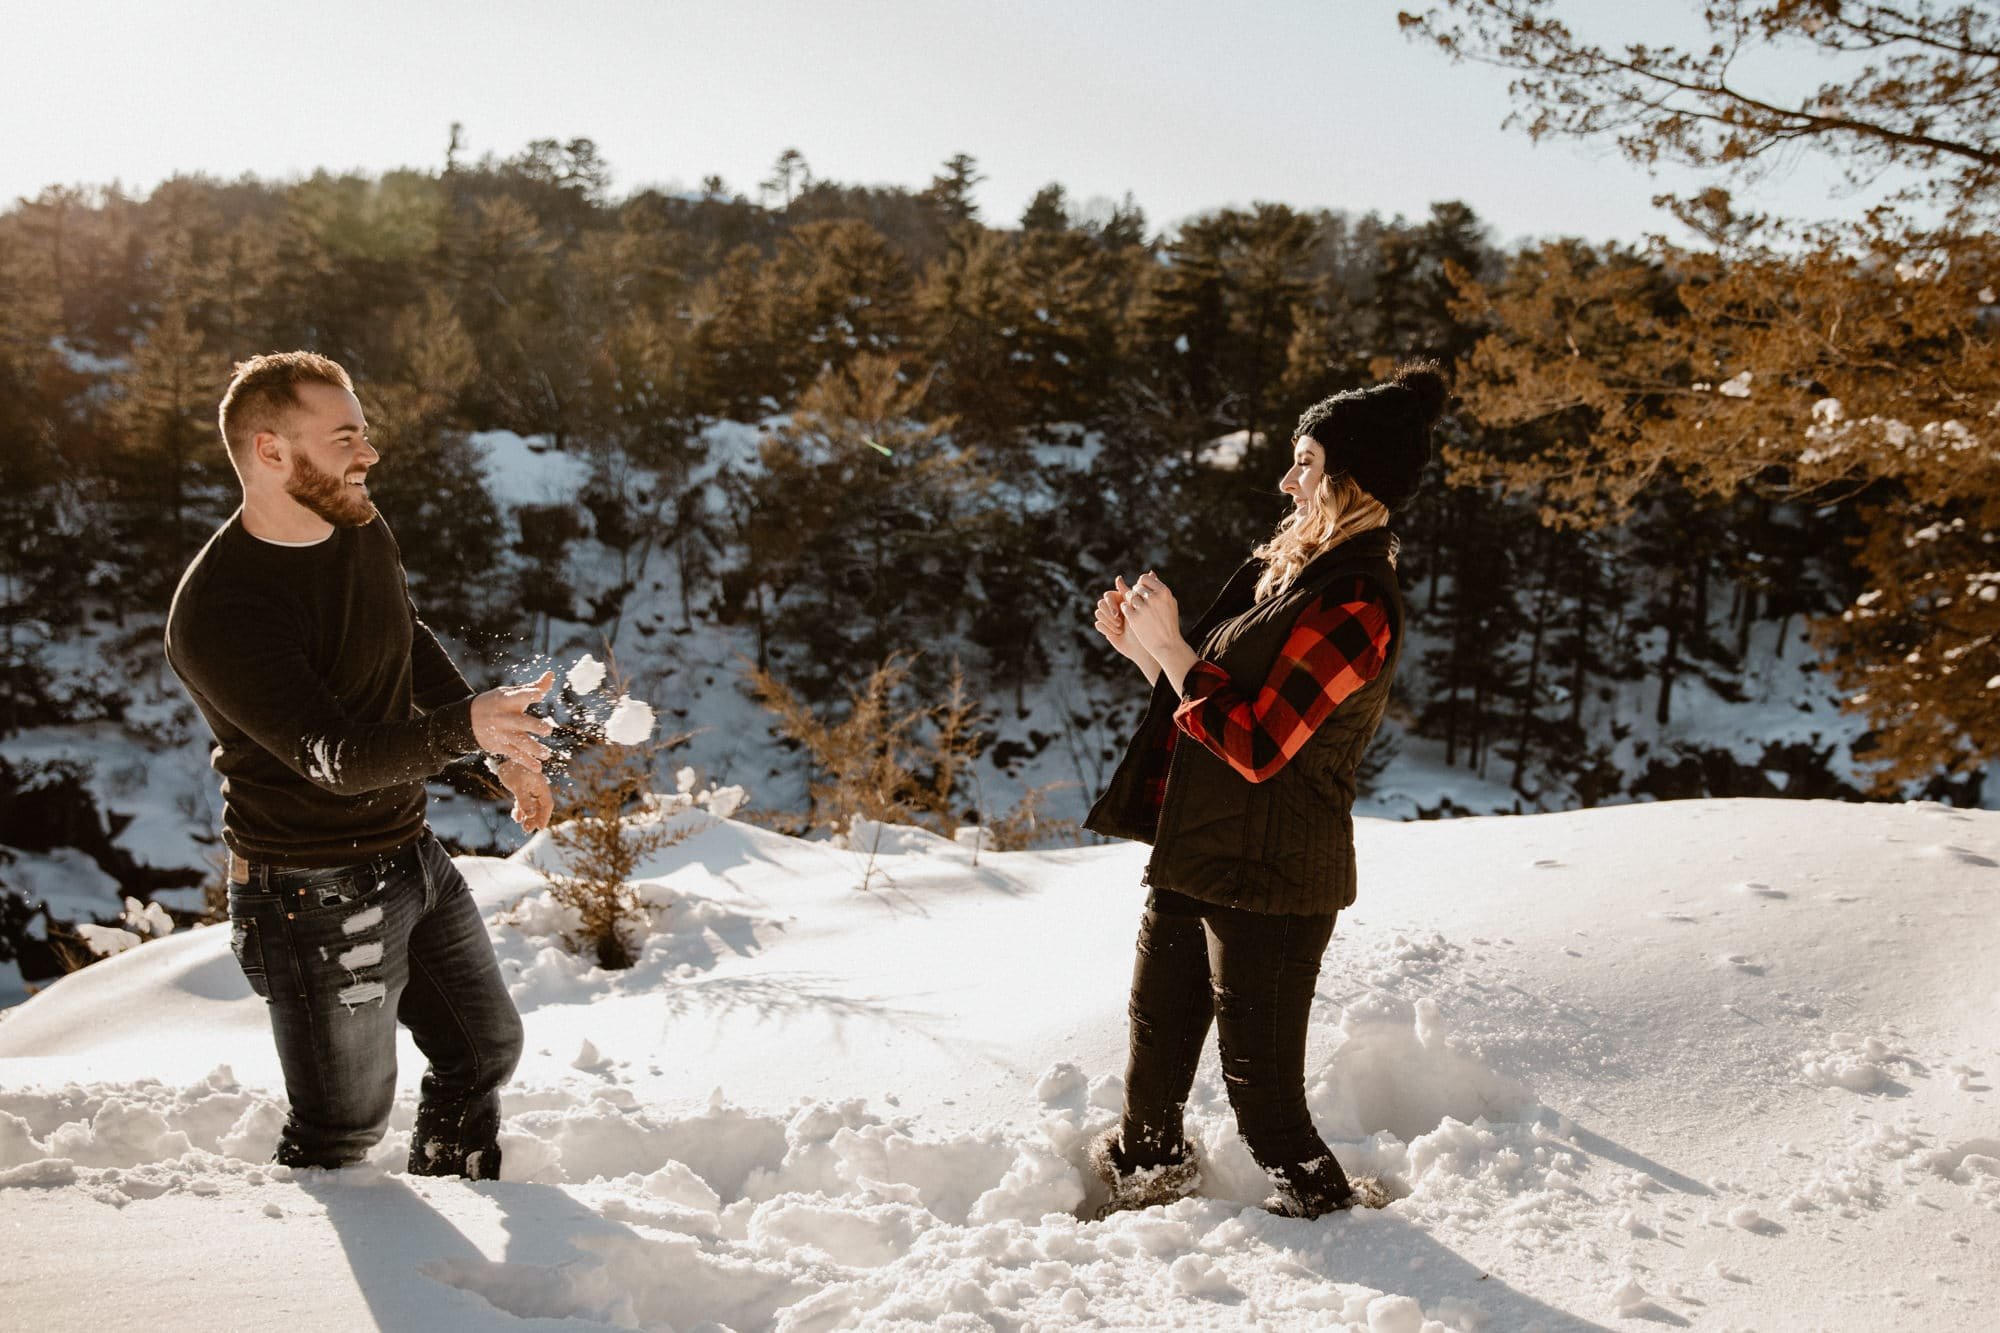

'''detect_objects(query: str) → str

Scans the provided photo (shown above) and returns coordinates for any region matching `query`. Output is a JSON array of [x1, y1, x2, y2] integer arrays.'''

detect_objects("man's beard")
[[288, 451, 378, 527]]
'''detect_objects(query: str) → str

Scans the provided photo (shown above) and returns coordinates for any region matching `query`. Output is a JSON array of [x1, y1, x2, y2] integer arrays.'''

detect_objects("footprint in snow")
[[1734, 882, 1789, 900], [1530, 858, 1564, 868], [1919, 844, 1999, 868], [1653, 911, 1701, 924], [1721, 954, 1768, 976]]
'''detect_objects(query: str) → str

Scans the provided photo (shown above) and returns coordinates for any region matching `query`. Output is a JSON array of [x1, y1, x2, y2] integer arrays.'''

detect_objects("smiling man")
[[165, 350, 552, 1178]]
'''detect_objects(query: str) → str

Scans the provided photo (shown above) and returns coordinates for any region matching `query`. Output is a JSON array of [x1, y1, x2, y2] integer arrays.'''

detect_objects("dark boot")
[[1087, 1128, 1201, 1219], [1263, 1170, 1391, 1218], [407, 1097, 503, 1180]]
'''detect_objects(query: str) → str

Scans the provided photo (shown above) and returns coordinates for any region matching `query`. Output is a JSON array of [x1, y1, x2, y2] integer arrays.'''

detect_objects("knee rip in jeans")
[[330, 902, 388, 1010]]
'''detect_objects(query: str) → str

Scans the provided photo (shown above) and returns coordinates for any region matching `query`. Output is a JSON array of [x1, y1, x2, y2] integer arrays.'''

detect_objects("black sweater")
[[165, 512, 480, 866]]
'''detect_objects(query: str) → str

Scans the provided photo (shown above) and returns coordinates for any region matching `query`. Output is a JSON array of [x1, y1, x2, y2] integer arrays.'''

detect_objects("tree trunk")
[[1443, 622, 1464, 768], [1427, 490, 1449, 614], [1656, 568, 1683, 728], [1570, 571, 1590, 732], [1514, 586, 1548, 794], [1692, 545, 1710, 639], [1469, 612, 1490, 778]]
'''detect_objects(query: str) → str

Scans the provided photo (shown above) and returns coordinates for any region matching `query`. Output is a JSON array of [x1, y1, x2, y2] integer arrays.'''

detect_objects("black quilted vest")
[[1083, 528, 1404, 916]]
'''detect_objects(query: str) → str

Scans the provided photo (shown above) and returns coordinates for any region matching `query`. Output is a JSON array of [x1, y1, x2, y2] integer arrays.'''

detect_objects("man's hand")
[[471, 670, 555, 770], [495, 758, 553, 833]]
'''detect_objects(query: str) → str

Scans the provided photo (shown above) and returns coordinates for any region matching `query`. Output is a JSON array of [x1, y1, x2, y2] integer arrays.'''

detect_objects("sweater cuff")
[[426, 695, 480, 761], [1177, 658, 1231, 704]]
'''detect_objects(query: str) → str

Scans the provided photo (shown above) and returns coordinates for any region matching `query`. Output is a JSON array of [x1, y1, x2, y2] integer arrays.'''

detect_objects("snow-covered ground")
[[2, 798, 1995, 1331]]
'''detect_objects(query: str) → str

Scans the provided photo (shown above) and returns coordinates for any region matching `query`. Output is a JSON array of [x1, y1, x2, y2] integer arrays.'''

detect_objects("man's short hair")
[[217, 351, 354, 458]]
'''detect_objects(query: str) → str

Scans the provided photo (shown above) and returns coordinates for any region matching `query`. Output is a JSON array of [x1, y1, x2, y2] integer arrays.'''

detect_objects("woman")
[[1082, 361, 1446, 1219]]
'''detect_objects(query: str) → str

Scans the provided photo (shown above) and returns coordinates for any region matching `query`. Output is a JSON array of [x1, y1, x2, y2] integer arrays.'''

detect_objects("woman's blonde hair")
[[1253, 468, 1391, 601]]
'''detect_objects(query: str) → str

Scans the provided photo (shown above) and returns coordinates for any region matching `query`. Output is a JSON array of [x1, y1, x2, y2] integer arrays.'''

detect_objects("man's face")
[[279, 383, 379, 527]]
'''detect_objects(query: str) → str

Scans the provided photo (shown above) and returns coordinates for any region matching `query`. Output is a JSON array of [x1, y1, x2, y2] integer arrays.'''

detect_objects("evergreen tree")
[[112, 290, 229, 600], [721, 354, 990, 699], [926, 153, 985, 226], [1020, 183, 1070, 233]]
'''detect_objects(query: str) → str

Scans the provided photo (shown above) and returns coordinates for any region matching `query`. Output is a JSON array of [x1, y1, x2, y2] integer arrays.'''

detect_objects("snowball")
[[74, 924, 141, 957], [604, 695, 657, 745], [121, 897, 173, 938], [572, 1039, 603, 1070], [702, 785, 748, 820], [1609, 1276, 1649, 1315], [567, 652, 607, 695]]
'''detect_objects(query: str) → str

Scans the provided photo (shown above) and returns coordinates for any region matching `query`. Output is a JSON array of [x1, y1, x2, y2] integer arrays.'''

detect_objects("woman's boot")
[[1086, 1128, 1201, 1219]]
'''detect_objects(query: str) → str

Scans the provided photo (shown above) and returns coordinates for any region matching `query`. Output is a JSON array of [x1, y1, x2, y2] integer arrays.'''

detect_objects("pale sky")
[[2, 0, 1888, 248]]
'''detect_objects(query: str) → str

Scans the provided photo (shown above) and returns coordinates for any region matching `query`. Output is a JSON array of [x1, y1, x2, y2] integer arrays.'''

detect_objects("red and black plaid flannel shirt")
[[1137, 576, 1392, 818]]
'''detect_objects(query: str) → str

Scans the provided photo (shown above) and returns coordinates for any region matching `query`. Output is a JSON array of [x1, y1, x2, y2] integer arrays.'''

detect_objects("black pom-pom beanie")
[[1292, 361, 1449, 510]]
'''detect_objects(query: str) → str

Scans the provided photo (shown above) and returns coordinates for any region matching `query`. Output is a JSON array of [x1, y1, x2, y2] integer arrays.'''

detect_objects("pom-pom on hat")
[[1292, 361, 1449, 510]]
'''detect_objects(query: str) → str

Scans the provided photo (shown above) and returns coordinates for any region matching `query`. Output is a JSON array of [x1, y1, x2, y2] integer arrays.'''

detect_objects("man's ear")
[[251, 430, 288, 472]]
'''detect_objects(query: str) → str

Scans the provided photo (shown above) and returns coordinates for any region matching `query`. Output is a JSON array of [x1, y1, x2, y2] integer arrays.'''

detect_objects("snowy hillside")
[[11, 411, 1984, 1010], [2, 799, 1996, 1331]]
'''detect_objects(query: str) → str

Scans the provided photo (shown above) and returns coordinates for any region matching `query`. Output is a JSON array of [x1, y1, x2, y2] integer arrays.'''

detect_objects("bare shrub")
[[749, 652, 1083, 874], [541, 732, 689, 970], [748, 653, 986, 886], [982, 781, 1080, 852]]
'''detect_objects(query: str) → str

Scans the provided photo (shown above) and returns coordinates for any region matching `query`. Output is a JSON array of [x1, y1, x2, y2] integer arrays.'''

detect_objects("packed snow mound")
[[2, 798, 1997, 1331]]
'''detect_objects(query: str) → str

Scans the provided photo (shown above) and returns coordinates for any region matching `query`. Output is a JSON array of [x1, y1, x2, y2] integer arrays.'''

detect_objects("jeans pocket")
[[289, 867, 389, 916], [229, 916, 270, 999], [416, 833, 467, 915]]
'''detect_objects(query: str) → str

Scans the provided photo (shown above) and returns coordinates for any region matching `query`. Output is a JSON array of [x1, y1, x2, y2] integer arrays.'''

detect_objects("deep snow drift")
[[1, 799, 1995, 1331]]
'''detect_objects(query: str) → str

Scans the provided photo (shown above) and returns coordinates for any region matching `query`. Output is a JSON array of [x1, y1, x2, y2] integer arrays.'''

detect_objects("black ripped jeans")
[[1118, 887, 1350, 1208], [226, 831, 523, 1177]]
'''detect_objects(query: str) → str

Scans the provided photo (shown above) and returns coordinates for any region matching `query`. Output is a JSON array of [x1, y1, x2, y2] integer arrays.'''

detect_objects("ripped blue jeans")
[[227, 830, 523, 1177]]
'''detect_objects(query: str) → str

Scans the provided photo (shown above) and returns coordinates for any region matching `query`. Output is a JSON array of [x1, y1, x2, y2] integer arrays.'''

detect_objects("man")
[[166, 350, 552, 1178]]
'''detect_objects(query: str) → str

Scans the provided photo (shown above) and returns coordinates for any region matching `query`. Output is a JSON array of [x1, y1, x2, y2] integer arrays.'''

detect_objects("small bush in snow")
[[542, 738, 692, 970], [749, 653, 981, 839]]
